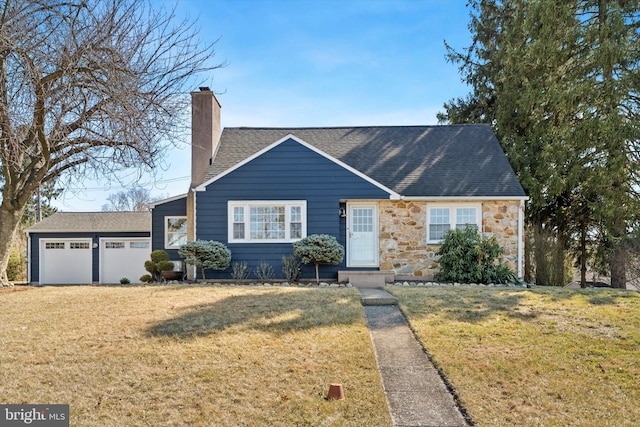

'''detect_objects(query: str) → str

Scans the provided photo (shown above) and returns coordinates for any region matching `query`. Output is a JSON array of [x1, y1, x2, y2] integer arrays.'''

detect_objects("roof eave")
[[147, 193, 188, 208], [401, 195, 529, 201], [26, 228, 150, 233]]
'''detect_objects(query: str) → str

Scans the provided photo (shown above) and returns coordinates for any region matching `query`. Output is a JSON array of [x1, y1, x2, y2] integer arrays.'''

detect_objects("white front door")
[[347, 204, 378, 267]]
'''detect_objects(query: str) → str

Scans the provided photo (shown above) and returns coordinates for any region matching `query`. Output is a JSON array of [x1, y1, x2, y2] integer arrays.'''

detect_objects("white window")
[[228, 201, 307, 243], [130, 241, 149, 249], [45, 242, 65, 250], [70, 242, 90, 249], [427, 204, 481, 243], [105, 241, 125, 249], [165, 216, 187, 248]]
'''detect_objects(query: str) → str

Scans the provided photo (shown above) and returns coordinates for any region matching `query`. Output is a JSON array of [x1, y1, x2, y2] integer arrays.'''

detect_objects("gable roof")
[[202, 125, 526, 198], [197, 134, 400, 198], [147, 193, 187, 208], [25, 212, 151, 233]]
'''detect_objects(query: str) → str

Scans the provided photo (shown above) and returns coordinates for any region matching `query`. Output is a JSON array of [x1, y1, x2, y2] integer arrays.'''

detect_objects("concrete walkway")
[[360, 288, 468, 427]]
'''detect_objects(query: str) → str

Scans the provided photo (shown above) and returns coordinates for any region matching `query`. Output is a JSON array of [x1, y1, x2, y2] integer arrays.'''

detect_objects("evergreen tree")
[[577, 0, 640, 288], [441, 0, 640, 288]]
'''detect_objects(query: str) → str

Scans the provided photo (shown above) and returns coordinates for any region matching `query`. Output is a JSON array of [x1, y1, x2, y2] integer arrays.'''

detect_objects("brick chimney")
[[190, 87, 221, 187]]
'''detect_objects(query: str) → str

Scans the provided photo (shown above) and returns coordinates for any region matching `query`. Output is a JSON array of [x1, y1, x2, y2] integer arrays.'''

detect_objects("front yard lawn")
[[389, 286, 640, 426], [4, 284, 637, 426], [0, 285, 391, 426]]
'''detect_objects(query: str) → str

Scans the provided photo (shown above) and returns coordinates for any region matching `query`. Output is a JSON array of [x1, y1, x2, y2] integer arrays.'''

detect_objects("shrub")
[[120, 277, 131, 284], [282, 255, 302, 282], [293, 234, 344, 283], [231, 261, 250, 282], [254, 260, 275, 281], [179, 240, 231, 280], [139, 274, 153, 283], [157, 261, 175, 273], [7, 246, 25, 282], [435, 227, 518, 284], [144, 250, 171, 282]]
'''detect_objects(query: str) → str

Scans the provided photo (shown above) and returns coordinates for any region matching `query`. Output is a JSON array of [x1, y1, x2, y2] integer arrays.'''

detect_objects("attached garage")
[[99, 238, 150, 284], [26, 212, 151, 285], [39, 239, 93, 285]]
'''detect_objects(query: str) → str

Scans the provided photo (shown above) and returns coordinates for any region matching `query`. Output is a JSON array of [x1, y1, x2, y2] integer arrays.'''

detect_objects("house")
[[149, 88, 527, 283], [25, 88, 526, 285], [26, 212, 151, 285]]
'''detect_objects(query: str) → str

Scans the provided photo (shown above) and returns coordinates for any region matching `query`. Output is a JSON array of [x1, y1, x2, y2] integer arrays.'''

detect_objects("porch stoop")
[[338, 270, 395, 288]]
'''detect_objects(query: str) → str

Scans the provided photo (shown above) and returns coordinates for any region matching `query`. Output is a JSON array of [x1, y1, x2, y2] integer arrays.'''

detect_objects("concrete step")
[[359, 288, 398, 306], [338, 270, 394, 288]]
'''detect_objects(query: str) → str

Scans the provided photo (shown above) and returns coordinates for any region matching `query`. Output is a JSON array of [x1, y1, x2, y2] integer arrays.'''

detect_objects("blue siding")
[[150, 196, 187, 260], [29, 231, 149, 283], [195, 137, 390, 279]]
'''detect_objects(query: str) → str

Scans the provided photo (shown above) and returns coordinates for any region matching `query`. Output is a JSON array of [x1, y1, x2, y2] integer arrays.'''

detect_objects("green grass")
[[0, 285, 391, 426], [388, 286, 640, 426]]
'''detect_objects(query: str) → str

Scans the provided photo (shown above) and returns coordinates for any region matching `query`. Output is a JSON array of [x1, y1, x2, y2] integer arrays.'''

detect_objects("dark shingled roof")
[[26, 212, 151, 233], [204, 124, 526, 198]]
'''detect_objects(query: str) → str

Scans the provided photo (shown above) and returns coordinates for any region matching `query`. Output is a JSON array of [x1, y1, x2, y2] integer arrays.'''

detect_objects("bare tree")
[[0, 0, 222, 285], [102, 186, 163, 212]]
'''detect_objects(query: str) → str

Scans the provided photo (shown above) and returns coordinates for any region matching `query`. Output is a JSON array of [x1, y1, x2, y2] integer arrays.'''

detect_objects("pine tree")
[[577, 0, 640, 288], [441, 0, 640, 287]]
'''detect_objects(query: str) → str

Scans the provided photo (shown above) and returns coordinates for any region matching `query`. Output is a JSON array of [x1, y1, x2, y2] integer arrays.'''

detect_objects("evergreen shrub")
[[143, 250, 172, 281], [179, 240, 231, 280], [435, 227, 518, 284], [293, 234, 344, 283]]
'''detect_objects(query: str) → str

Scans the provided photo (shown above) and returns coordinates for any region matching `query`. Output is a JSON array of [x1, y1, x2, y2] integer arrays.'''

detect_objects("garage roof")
[[25, 212, 151, 233]]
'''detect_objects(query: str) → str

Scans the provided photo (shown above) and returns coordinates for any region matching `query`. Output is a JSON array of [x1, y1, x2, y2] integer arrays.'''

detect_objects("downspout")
[[25, 230, 31, 284], [192, 188, 198, 280], [186, 187, 197, 281], [148, 207, 153, 251], [518, 199, 525, 279], [193, 188, 197, 242]]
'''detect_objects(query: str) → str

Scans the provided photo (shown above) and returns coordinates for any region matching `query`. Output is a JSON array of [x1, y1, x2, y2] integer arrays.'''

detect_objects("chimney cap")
[[199, 86, 211, 92]]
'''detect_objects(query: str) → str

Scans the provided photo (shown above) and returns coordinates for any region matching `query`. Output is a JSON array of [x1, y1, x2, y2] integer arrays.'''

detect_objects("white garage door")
[[40, 239, 93, 285], [100, 238, 151, 284]]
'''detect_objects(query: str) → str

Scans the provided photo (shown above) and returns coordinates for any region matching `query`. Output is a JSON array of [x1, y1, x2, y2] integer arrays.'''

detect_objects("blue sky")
[[52, 0, 473, 211]]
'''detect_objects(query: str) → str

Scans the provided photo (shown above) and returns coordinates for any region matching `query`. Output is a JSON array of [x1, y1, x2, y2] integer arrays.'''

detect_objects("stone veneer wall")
[[378, 200, 522, 279]]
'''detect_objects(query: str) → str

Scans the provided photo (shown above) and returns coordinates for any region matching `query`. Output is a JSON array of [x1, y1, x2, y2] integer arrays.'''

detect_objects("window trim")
[[228, 201, 307, 243], [426, 203, 482, 244], [165, 216, 188, 249]]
